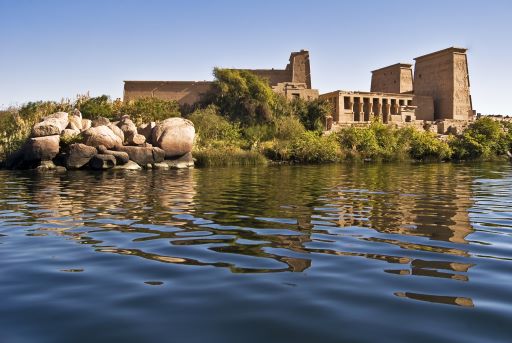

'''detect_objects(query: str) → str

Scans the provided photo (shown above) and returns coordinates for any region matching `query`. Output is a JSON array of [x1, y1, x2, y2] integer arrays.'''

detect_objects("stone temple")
[[123, 47, 475, 133], [124, 50, 318, 106]]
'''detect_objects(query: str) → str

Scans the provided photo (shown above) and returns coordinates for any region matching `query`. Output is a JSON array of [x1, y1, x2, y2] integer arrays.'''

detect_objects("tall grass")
[[194, 147, 268, 167]]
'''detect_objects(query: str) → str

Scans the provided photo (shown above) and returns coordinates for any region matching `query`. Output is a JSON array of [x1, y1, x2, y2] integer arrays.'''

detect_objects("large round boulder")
[[23, 135, 60, 162], [151, 118, 195, 158], [82, 125, 122, 149]]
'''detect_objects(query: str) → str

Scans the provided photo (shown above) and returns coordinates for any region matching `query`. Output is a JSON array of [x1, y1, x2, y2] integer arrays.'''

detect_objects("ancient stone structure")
[[321, 47, 475, 133], [320, 91, 416, 124], [123, 50, 318, 104], [413, 47, 473, 121], [371, 63, 413, 94]]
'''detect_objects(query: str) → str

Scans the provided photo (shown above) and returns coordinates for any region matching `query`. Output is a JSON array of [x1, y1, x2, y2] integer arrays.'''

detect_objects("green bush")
[[409, 130, 452, 160], [450, 117, 510, 160], [272, 115, 306, 141], [206, 68, 277, 125], [188, 105, 241, 148], [289, 131, 340, 163], [337, 126, 380, 159], [242, 124, 275, 150], [76, 95, 117, 120], [121, 97, 181, 125]]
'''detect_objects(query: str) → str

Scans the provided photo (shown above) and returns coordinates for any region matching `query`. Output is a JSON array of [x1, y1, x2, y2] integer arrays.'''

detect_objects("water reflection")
[[1, 163, 512, 309]]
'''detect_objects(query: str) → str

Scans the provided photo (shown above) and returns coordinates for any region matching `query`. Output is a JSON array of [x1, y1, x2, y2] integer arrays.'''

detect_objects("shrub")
[[121, 97, 181, 125], [188, 105, 241, 147], [409, 130, 452, 160], [242, 124, 275, 149], [76, 95, 117, 120], [289, 131, 340, 163], [60, 133, 83, 148], [337, 126, 380, 159], [450, 117, 509, 160], [272, 115, 306, 141], [206, 68, 277, 125]]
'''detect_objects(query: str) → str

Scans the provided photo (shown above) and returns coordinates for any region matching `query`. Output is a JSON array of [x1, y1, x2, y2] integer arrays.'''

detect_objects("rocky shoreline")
[[2, 110, 195, 172]]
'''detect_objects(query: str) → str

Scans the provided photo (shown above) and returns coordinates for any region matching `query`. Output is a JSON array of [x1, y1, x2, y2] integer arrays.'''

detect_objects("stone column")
[[384, 103, 391, 123], [393, 103, 399, 115]]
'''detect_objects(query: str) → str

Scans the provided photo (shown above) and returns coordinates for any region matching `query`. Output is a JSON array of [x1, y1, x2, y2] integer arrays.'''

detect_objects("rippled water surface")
[[1, 163, 512, 342]]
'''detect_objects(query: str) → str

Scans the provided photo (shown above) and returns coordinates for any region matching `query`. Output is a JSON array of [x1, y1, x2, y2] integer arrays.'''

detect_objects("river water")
[[0, 163, 511, 342]]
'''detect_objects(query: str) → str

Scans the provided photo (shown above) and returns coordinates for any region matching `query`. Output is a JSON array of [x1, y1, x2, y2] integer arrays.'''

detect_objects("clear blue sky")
[[1, 0, 510, 114]]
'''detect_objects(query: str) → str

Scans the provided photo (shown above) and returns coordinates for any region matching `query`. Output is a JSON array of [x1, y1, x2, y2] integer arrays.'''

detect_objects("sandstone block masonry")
[[321, 47, 475, 134], [123, 50, 318, 105]]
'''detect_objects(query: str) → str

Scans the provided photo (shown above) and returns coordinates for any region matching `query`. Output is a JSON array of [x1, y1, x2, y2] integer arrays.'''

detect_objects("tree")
[[206, 68, 277, 126]]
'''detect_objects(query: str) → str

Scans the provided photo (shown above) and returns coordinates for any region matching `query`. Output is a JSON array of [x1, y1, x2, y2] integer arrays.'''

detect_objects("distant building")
[[123, 50, 318, 106], [320, 47, 475, 133], [123, 47, 475, 134]]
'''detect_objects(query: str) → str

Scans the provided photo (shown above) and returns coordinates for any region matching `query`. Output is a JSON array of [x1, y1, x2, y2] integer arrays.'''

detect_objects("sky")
[[0, 0, 511, 114]]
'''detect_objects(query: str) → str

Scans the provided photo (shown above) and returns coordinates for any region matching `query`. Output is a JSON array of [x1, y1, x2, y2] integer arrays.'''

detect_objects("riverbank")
[[2, 94, 512, 170]]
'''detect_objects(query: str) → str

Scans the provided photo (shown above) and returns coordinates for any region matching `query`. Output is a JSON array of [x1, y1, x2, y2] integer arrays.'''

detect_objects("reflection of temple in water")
[[0, 164, 479, 293], [332, 164, 475, 245]]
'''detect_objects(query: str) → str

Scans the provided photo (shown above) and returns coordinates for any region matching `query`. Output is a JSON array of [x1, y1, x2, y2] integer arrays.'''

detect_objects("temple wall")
[[123, 81, 213, 105]]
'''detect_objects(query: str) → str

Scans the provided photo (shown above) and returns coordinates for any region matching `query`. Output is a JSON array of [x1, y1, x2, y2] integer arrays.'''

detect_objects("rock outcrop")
[[66, 143, 97, 169], [152, 118, 195, 158], [4, 111, 195, 171], [82, 125, 123, 149], [32, 112, 69, 137], [116, 146, 165, 166], [97, 145, 129, 164], [23, 135, 61, 162], [90, 154, 116, 170]]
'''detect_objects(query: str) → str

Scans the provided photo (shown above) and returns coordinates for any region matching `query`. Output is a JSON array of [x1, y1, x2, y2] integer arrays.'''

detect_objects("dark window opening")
[[344, 96, 351, 110]]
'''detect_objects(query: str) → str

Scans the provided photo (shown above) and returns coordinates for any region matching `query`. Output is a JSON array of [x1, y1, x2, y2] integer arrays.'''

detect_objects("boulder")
[[112, 160, 142, 170], [23, 135, 60, 162], [151, 118, 195, 158], [92, 116, 111, 127], [97, 145, 129, 164], [163, 152, 194, 169], [118, 117, 145, 145], [61, 128, 80, 137], [68, 111, 83, 131], [32, 119, 61, 137], [116, 146, 165, 166], [82, 125, 122, 149], [66, 143, 97, 169], [32, 113, 69, 137], [108, 123, 124, 143], [89, 154, 116, 170], [82, 119, 92, 131], [138, 122, 156, 143]]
